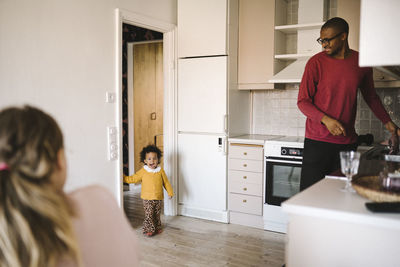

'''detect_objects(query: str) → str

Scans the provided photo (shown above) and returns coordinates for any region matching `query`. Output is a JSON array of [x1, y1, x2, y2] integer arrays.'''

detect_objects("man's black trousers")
[[300, 138, 357, 191]]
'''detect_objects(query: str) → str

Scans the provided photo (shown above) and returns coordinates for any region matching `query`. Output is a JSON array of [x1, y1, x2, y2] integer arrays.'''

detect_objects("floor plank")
[[124, 190, 285, 267]]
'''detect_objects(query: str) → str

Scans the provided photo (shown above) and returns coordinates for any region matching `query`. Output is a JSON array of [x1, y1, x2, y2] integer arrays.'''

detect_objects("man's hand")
[[321, 115, 346, 136], [385, 121, 400, 154], [384, 121, 400, 136]]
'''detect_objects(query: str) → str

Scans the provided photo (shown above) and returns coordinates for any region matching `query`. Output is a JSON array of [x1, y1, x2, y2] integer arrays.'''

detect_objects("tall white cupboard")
[[177, 0, 250, 222]]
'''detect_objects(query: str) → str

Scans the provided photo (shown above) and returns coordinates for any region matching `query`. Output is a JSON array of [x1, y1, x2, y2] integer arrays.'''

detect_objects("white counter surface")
[[282, 177, 400, 230], [228, 134, 283, 145]]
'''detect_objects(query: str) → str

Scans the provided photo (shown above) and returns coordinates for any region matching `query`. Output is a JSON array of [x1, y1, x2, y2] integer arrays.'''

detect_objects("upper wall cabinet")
[[359, 0, 400, 67], [270, 0, 325, 84], [237, 0, 275, 90], [337, 0, 400, 87], [336, 0, 360, 51], [178, 0, 228, 58]]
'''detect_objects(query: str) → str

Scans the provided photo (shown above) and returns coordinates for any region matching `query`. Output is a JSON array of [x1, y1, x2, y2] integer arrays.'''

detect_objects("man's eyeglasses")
[[316, 32, 343, 45]]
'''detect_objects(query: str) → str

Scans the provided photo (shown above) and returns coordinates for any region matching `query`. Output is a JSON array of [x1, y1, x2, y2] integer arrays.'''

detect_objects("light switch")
[[109, 127, 117, 135], [106, 92, 116, 103]]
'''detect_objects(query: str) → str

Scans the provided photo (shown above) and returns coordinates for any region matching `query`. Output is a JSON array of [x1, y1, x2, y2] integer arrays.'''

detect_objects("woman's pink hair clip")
[[0, 162, 10, 171]]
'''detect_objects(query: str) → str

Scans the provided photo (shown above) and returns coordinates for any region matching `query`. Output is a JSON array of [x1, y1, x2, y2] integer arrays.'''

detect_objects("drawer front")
[[229, 170, 263, 184], [228, 158, 263, 172], [229, 144, 263, 160], [229, 193, 262, 215], [229, 180, 262, 196]]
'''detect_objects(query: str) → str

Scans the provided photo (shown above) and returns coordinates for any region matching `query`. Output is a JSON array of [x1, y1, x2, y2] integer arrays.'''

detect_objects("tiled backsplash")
[[252, 88, 306, 136], [283, 0, 337, 24], [252, 87, 400, 142], [356, 88, 400, 142]]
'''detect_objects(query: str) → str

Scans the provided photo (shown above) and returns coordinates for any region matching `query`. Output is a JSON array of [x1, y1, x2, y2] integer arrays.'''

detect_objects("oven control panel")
[[281, 147, 303, 157]]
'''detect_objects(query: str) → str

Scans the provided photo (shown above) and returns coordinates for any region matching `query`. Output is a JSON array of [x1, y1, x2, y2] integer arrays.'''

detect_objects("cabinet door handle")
[[223, 114, 228, 133], [243, 164, 247, 167], [243, 176, 247, 179], [243, 199, 247, 203], [243, 187, 247, 191]]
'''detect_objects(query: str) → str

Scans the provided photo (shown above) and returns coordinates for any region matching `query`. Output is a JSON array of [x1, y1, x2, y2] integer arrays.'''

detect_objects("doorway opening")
[[116, 8, 178, 220], [122, 24, 164, 227], [122, 24, 163, 175]]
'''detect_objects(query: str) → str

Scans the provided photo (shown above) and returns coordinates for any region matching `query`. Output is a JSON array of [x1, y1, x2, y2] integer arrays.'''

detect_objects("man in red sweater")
[[297, 17, 399, 190]]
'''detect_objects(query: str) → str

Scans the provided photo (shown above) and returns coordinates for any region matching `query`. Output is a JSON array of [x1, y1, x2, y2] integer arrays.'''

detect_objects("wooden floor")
[[124, 189, 285, 267]]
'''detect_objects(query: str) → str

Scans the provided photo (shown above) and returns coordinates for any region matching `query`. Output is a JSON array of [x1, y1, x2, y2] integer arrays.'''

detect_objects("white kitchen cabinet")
[[270, 0, 325, 83], [177, 0, 228, 58], [178, 57, 227, 134], [337, 0, 400, 87], [359, 0, 400, 67], [178, 133, 228, 222], [337, 0, 360, 51], [229, 144, 264, 160], [229, 194, 262, 215], [228, 143, 264, 229], [373, 68, 400, 87], [237, 0, 276, 90], [177, 0, 251, 223]]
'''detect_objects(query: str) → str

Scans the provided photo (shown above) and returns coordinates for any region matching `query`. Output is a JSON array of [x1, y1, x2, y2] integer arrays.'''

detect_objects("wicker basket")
[[352, 176, 400, 202]]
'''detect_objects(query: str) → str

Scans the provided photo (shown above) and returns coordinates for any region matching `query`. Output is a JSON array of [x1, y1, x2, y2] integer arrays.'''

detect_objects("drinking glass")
[[340, 151, 360, 192]]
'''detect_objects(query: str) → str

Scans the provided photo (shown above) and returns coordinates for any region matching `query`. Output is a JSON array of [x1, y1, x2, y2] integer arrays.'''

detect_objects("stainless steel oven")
[[263, 136, 304, 233], [265, 150, 302, 205]]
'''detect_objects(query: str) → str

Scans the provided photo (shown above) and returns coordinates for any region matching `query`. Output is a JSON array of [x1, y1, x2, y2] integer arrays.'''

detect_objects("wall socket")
[[107, 126, 118, 161]]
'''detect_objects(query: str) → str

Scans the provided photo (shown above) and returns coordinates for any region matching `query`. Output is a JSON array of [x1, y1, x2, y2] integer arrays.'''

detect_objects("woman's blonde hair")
[[0, 106, 80, 267]]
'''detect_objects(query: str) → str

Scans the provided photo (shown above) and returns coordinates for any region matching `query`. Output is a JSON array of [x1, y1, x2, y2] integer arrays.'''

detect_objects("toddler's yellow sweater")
[[123, 167, 174, 200]]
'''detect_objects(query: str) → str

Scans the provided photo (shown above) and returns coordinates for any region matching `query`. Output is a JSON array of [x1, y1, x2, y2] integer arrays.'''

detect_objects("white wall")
[[0, 0, 176, 200]]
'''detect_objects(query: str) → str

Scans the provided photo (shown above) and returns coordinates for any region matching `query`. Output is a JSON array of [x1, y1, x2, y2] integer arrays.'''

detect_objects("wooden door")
[[133, 42, 163, 172]]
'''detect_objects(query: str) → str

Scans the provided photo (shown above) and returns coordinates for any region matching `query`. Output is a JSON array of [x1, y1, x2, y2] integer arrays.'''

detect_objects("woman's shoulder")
[[65, 186, 140, 267], [68, 185, 119, 214], [69, 185, 115, 202], [69, 184, 112, 195]]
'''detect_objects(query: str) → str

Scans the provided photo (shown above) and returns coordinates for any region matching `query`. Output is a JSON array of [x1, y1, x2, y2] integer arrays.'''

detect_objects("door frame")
[[115, 8, 177, 216]]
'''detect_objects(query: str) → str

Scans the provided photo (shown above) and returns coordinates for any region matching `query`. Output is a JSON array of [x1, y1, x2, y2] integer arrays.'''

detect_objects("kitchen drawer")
[[229, 193, 262, 215], [229, 179, 262, 196], [228, 158, 263, 172], [229, 144, 263, 160], [229, 170, 263, 185]]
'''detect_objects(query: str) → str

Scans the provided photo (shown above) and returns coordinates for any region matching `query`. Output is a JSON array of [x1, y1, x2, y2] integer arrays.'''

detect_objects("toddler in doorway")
[[124, 144, 174, 237]]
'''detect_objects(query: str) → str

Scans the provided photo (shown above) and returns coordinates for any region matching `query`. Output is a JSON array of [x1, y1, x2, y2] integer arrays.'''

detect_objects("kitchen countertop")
[[282, 159, 400, 267], [282, 177, 400, 230], [228, 134, 283, 145], [282, 158, 400, 229]]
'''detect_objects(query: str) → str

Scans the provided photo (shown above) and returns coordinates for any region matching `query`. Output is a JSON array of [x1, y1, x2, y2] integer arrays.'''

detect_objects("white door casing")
[[115, 8, 177, 216]]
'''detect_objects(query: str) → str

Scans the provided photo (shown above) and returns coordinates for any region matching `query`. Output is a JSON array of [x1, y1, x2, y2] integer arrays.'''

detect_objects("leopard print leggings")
[[142, 199, 162, 233]]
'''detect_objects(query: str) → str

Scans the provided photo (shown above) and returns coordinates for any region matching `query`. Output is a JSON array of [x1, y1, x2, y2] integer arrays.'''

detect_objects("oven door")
[[265, 157, 302, 206]]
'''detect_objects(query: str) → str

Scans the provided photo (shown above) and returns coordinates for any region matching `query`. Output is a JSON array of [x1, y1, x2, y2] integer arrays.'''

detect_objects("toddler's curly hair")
[[140, 145, 162, 163]]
